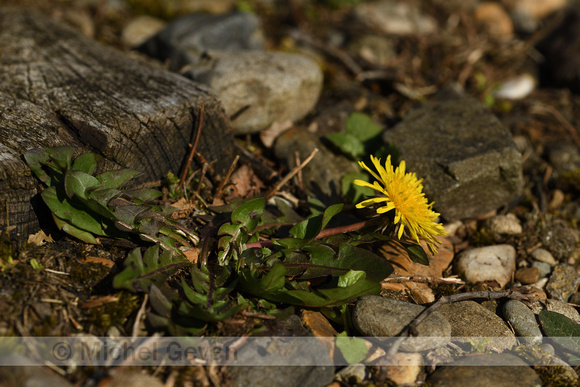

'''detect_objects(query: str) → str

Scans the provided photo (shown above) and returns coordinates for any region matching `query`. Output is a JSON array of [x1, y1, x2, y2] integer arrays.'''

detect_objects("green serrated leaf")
[[262, 279, 380, 308], [218, 223, 242, 236], [71, 152, 101, 174], [336, 331, 369, 364], [181, 278, 208, 305], [113, 245, 189, 292], [239, 263, 287, 295], [290, 203, 343, 240], [64, 170, 101, 199], [88, 188, 122, 207], [345, 112, 382, 141], [23, 148, 56, 185], [97, 169, 142, 189], [53, 216, 99, 244], [41, 187, 106, 237], [129, 188, 163, 203], [231, 197, 265, 233]]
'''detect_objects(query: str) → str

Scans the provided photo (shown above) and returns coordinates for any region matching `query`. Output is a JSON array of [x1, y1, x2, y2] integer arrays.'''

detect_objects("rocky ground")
[[1, 0, 580, 386]]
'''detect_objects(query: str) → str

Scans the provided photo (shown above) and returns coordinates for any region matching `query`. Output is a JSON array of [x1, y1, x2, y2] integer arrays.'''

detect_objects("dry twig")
[[265, 148, 318, 200], [179, 104, 205, 188]]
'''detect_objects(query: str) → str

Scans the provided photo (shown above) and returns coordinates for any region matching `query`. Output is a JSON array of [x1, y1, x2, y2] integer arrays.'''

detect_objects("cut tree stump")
[[0, 8, 235, 237]]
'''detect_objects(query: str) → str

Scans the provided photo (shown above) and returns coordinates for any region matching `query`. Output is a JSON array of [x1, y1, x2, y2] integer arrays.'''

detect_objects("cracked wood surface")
[[0, 8, 235, 236]]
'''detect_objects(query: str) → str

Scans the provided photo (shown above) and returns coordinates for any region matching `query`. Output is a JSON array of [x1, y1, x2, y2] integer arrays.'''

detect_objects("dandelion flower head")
[[354, 155, 447, 254]]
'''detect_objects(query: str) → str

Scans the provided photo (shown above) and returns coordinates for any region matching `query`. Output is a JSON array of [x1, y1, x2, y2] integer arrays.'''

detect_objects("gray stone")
[[139, 12, 265, 72], [546, 264, 580, 301], [438, 301, 516, 352], [541, 221, 577, 261], [186, 51, 323, 134], [548, 143, 580, 174], [348, 34, 396, 67], [485, 214, 522, 236], [353, 0, 437, 36], [382, 98, 524, 220], [531, 261, 552, 278], [274, 127, 359, 201], [429, 354, 542, 387], [353, 296, 451, 352], [503, 300, 543, 345], [228, 336, 334, 387], [531, 248, 557, 266], [0, 354, 73, 387], [454, 245, 516, 288]]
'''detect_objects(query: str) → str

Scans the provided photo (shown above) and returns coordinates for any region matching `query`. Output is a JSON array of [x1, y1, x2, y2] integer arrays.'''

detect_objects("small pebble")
[[493, 74, 536, 100], [353, 0, 437, 36], [335, 364, 369, 385], [531, 248, 557, 266], [545, 264, 580, 301], [485, 214, 522, 236], [474, 2, 513, 39], [382, 352, 422, 385], [531, 261, 551, 278], [503, 300, 543, 345], [515, 267, 541, 284], [455, 244, 516, 288]]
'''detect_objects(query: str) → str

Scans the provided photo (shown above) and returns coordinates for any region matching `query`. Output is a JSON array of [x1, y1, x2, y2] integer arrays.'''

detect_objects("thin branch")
[[179, 103, 205, 188], [214, 155, 240, 200], [266, 148, 318, 200], [132, 293, 148, 338], [196, 162, 209, 196]]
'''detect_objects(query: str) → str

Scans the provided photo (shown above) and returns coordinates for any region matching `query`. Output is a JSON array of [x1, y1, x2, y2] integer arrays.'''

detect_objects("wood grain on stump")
[[0, 8, 235, 237]]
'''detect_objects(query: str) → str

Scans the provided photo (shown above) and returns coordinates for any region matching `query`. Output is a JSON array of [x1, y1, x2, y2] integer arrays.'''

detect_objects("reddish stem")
[[245, 218, 382, 249]]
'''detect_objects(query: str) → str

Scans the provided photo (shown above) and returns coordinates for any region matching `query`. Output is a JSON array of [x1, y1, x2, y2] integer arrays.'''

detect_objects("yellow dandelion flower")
[[354, 155, 447, 254]]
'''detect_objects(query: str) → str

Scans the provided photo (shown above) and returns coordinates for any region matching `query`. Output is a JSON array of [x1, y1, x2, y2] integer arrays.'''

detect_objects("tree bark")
[[0, 8, 235, 237]]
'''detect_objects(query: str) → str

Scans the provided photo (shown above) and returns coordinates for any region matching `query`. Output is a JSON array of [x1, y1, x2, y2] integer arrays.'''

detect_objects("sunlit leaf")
[[71, 152, 101, 174], [336, 331, 369, 364]]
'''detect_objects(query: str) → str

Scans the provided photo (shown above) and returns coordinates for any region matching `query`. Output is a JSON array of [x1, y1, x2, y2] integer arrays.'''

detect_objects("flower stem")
[[245, 217, 382, 249]]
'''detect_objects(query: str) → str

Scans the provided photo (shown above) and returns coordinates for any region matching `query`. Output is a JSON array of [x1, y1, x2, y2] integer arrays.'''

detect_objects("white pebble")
[[493, 74, 536, 100], [455, 245, 516, 288]]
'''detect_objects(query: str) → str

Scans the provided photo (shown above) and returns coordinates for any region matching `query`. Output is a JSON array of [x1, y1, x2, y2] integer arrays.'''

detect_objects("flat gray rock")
[[438, 301, 516, 352], [382, 98, 524, 220], [353, 296, 451, 352], [138, 11, 265, 72], [429, 353, 542, 387]]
